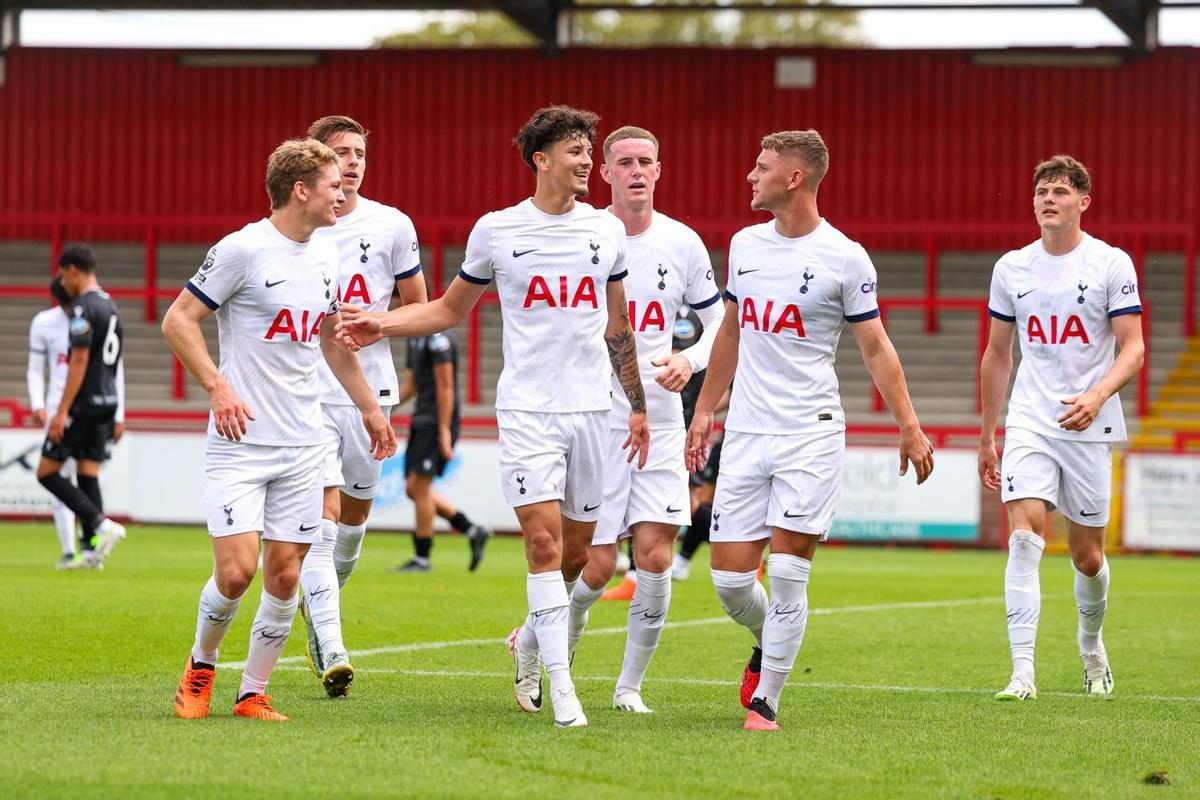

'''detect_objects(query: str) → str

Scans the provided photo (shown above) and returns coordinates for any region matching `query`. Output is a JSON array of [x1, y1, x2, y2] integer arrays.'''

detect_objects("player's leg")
[[1059, 440, 1115, 695], [51, 457, 79, 568], [36, 415, 122, 564], [334, 493, 370, 585], [331, 404, 388, 587], [571, 429, 632, 644], [613, 521, 678, 713], [675, 440, 721, 580], [571, 542, 617, 659], [299, 408, 347, 681], [432, 492, 493, 571], [403, 472, 436, 571]]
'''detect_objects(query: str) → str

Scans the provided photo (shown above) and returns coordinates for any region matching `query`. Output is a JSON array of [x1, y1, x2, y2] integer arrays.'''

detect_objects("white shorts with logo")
[[1000, 426, 1113, 526], [321, 403, 393, 499], [711, 429, 845, 543], [497, 409, 607, 522], [205, 437, 325, 544], [593, 427, 690, 546]]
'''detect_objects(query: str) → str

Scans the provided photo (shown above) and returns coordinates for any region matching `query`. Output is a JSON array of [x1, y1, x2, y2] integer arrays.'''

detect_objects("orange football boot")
[[173, 658, 215, 719], [233, 693, 289, 722], [600, 574, 637, 601]]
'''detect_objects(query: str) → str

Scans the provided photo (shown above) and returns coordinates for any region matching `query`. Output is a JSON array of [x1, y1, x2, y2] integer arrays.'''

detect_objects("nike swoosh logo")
[[512, 248, 537, 258], [782, 510, 805, 519], [737, 268, 759, 276], [1017, 289, 1036, 298], [352, 483, 374, 490], [666, 506, 682, 514], [265, 279, 287, 288], [299, 523, 319, 532], [1080, 510, 1099, 517], [583, 503, 600, 512]]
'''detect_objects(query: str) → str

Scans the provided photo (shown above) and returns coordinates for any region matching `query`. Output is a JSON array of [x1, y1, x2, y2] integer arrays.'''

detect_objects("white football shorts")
[[1000, 425, 1113, 526], [496, 409, 607, 521], [593, 426, 689, 546], [320, 403, 393, 499], [711, 429, 845, 542], [204, 437, 324, 544]]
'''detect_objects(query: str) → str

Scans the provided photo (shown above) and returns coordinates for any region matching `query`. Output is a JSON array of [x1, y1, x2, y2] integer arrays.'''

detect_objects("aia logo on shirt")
[[1027, 314, 1089, 345], [265, 309, 326, 342], [339, 274, 372, 305], [627, 300, 666, 332], [523, 276, 598, 309], [55, 353, 69, 366], [739, 297, 806, 337]]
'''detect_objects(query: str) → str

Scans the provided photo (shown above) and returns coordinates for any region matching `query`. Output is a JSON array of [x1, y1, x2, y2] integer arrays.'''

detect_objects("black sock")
[[444, 511, 471, 533], [414, 535, 433, 559], [78, 474, 105, 551], [680, 503, 712, 560], [39, 473, 104, 534]]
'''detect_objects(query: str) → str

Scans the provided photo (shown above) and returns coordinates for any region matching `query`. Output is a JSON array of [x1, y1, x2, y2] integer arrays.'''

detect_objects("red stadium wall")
[[0, 46, 1197, 236]]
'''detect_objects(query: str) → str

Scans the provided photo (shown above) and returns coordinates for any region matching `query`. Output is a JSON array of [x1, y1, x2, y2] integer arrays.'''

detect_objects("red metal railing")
[[1, 213, 1191, 409]]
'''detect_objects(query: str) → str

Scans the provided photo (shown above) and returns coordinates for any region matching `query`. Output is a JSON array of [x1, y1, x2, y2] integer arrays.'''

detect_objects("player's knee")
[[636, 548, 672, 574], [524, 530, 560, 569], [216, 566, 256, 599], [405, 475, 423, 501], [1072, 551, 1104, 577], [561, 547, 589, 579], [267, 566, 302, 598], [340, 508, 369, 527]]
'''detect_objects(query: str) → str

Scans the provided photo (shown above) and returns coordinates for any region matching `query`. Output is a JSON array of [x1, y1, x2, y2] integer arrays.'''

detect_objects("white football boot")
[[507, 626, 543, 713]]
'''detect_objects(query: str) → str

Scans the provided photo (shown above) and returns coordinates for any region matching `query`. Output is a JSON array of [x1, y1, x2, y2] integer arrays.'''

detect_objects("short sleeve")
[[723, 233, 740, 304], [987, 259, 1015, 322], [1105, 249, 1142, 318], [842, 245, 880, 323], [684, 233, 721, 309], [429, 333, 454, 365], [186, 238, 249, 311], [457, 215, 494, 286], [68, 303, 95, 350], [608, 219, 628, 282], [392, 213, 423, 281]]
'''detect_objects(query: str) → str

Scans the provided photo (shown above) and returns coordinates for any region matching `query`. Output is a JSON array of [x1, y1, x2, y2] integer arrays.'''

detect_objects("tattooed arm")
[[606, 279, 650, 468]]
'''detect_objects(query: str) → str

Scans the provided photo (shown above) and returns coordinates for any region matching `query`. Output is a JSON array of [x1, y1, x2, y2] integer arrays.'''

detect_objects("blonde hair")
[[1033, 154, 1091, 194], [603, 125, 659, 161], [761, 129, 829, 190], [265, 139, 338, 210]]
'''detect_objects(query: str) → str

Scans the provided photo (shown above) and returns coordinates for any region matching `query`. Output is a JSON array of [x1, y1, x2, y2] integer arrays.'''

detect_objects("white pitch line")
[[218, 594, 1010, 671], [269, 666, 1200, 704]]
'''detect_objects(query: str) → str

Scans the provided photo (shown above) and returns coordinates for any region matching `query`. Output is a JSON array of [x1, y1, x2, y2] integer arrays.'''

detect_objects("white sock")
[[333, 522, 366, 587], [627, 569, 639, 584], [753, 554, 812, 712], [300, 519, 346, 656], [526, 571, 573, 695], [191, 576, 242, 666], [616, 569, 672, 694], [711, 568, 768, 647], [1074, 558, 1110, 655], [239, 590, 298, 698], [51, 498, 76, 556], [569, 578, 605, 647], [1005, 529, 1044, 682]]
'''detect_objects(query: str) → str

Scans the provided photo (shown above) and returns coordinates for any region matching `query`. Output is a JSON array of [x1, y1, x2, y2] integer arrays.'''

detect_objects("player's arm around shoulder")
[[319, 313, 397, 460]]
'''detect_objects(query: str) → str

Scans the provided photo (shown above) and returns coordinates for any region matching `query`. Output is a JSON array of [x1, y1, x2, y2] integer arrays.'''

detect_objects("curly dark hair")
[[514, 105, 600, 173], [1033, 154, 1091, 194], [49, 275, 72, 307]]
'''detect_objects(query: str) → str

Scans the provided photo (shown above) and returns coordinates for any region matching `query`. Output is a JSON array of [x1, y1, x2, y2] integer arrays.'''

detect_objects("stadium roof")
[[0, 0, 1183, 54]]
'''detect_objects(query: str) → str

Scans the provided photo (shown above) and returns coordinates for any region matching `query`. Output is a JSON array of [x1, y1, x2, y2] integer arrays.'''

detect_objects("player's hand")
[[362, 407, 398, 460], [32, 409, 47, 427], [623, 412, 650, 468], [899, 424, 934, 485], [979, 439, 1001, 491], [652, 353, 693, 393], [438, 426, 455, 461], [686, 411, 714, 473], [210, 380, 255, 442], [112, 422, 126, 444], [335, 305, 385, 351], [48, 411, 68, 444], [1058, 389, 1103, 431]]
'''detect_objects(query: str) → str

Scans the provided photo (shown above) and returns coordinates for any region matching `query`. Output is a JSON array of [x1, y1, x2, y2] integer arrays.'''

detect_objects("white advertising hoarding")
[[1123, 453, 1200, 551]]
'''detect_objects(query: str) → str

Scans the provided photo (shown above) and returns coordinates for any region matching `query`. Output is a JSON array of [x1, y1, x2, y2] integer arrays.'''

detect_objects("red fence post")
[[144, 224, 158, 323], [1185, 231, 1196, 339], [924, 229, 938, 334]]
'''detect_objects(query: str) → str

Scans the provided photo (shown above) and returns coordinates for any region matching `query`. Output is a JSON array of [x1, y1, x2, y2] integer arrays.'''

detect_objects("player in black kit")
[[391, 331, 493, 573], [36, 246, 128, 568]]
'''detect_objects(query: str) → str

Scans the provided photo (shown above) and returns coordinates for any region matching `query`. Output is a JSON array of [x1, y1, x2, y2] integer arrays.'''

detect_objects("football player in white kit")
[[338, 106, 650, 728], [566, 126, 723, 714], [686, 130, 935, 731], [980, 155, 1144, 702], [163, 139, 397, 722], [297, 115, 428, 697], [27, 275, 125, 569]]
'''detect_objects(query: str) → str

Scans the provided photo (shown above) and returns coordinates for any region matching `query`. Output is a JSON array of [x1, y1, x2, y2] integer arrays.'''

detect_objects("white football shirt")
[[723, 219, 879, 435], [988, 233, 1142, 442], [186, 218, 341, 446], [607, 211, 721, 430], [314, 196, 421, 406], [28, 307, 70, 416], [459, 198, 628, 413]]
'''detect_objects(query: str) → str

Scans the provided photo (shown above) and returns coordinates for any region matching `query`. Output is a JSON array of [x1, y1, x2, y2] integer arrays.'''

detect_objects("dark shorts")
[[405, 424, 459, 478], [42, 409, 117, 463], [691, 437, 722, 486]]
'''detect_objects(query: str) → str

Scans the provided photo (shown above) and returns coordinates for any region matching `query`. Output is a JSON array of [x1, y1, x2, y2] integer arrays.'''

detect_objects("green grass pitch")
[[2, 523, 1196, 799]]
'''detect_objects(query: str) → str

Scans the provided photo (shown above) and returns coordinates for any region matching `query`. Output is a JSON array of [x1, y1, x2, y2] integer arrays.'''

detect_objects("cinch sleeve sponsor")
[[1105, 249, 1142, 318], [457, 214, 494, 286], [186, 237, 249, 310], [842, 245, 880, 322], [987, 257, 1016, 322]]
